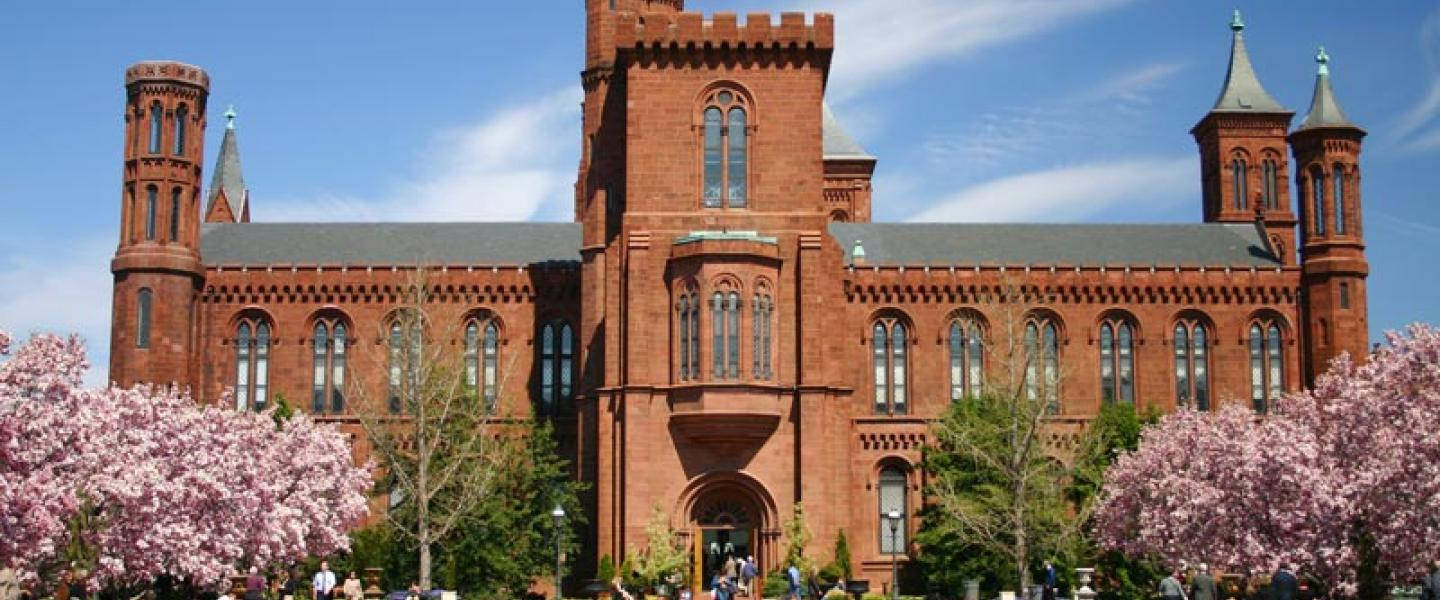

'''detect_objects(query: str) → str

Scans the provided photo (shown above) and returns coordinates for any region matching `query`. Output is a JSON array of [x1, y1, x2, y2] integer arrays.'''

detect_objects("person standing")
[[341, 572, 363, 600], [787, 564, 802, 600], [740, 556, 757, 598], [1422, 560, 1440, 600], [1158, 570, 1186, 600], [278, 570, 297, 600], [1189, 564, 1216, 600], [807, 567, 824, 600], [244, 567, 266, 600], [1270, 565, 1298, 600], [312, 562, 337, 600], [725, 556, 739, 586], [1041, 561, 1057, 600]]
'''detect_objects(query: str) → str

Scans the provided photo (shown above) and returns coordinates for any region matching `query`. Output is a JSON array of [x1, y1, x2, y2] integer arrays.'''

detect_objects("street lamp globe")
[[552, 504, 567, 523], [886, 510, 901, 532]]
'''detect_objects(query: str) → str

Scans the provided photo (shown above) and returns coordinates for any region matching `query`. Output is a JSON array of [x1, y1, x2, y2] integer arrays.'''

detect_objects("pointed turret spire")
[[204, 106, 249, 223], [1298, 46, 1361, 131], [1211, 10, 1287, 113]]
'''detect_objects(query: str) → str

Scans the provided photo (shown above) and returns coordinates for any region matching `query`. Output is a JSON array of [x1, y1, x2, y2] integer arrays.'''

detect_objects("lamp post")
[[552, 504, 567, 600], [885, 509, 902, 600]]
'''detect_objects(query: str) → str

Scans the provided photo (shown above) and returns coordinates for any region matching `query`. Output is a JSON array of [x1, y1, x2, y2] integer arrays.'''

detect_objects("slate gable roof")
[[829, 222, 1281, 267], [200, 222, 582, 266]]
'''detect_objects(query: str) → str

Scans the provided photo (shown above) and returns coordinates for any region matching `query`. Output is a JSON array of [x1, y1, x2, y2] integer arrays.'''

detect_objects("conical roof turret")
[[1297, 46, 1362, 132], [1210, 10, 1288, 113], [205, 105, 249, 223]]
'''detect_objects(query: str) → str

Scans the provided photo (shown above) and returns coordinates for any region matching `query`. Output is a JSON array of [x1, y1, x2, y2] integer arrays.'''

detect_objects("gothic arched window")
[[234, 317, 271, 411], [1333, 164, 1346, 235], [1262, 158, 1279, 209], [948, 317, 984, 401], [1249, 319, 1285, 413], [169, 188, 182, 242], [464, 315, 501, 413], [136, 288, 152, 349], [1098, 315, 1136, 405], [173, 105, 187, 156], [752, 288, 773, 380], [389, 321, 406, 414], [1231, 158, 1248, 210], [700, 88, 750, 209], [145, 186, 157, 241], [710, 288, 742, 380], [148, 103, 163, 154], [873, 317, 908, 415], [311, 316, 348, 414], [539, 319, 575, 416], [1173, 317, 1210, 411], [878, 467, 908, 554], [1311, 166, 1327, 236], [678, 293, 697, 381], [1024, 316, 1061, 413]]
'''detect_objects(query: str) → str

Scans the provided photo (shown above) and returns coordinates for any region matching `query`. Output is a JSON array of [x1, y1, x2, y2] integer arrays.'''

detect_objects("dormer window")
[[700, 87, 750, 209]]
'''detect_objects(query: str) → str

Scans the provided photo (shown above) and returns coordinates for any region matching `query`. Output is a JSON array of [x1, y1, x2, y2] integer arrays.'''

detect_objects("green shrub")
[[596, 554, 616, 584], [860, 593, 887, 600], [763, 570, 791, 598]]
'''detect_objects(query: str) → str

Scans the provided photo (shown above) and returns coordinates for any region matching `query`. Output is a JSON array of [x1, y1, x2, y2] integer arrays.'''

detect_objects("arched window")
[[1024, 316, 1061, 413], [464, 315, 501, 413], [1333, 164, 1346, 235], [947, 317, 984, 401], [878, 467, 907, 554], [1173, 318, 1210, 411], [310, 316, 348, 414], [1262, 158, 1279, 209], [169, 188, 182, 242], [710, 289, 741, 380], [234, 318, 271, 411], [873, 317, 908, 415], [1098, 315, 1135, 405], [1249, 319, 1285, 413], [539, 320, 575, 416], [136, 288, 152, 348], [1340, 282, 1351, 310], [148, 103, 163, 154], [679, 294, 697, 381], [145, 186, 157, 241], [699, 88, 750, 209], [390, 322, 406, 414], [1231, 158, 1247, 210], [1311, 167, 1327, 236], [752, 288, 773, 380], [173, 105, 187, 156]]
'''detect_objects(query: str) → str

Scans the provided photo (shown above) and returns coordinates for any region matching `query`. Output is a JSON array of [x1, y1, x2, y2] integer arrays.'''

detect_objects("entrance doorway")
[[692, 495, 760, 592]]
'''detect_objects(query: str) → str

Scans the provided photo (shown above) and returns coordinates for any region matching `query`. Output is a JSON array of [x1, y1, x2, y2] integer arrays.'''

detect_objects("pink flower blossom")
[[0, 328, 371, 590]]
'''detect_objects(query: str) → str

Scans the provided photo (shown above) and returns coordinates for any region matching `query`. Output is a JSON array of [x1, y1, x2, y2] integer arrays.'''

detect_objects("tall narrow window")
[[703, 108, 723, 208], [679, 296, 692, 380], [1231, 159, 1247, 210], [752, 291, 773, 380], [1262, 159, 1279, 209], [1340, 282, 1351, 310], [235, 323, 251, 411], [1100, 324, 1115, 404], [699, 88, 750, 208], [878, 467, 907, 554], [391, 322, 406, 414], [1098, 318, 1134, 405], [148, 104, 163, 154], [713, 292, 725, 377], [483, 322, 499, 412], [330, 324, 346, 413], [235, 319, 270, 412], [145, 186, 157, 241], [1025, 316, 1061, 413], [727, 108, 747, 208], [727, 292, 740, 379], [1312, 167, 1327, 236], [312, 323, 328, 413], [753, 294, 762, 378], [173, 105, 187, 155], [1334, 165, 1346, 235], [463, 316, 501, 413], [1174, 318, 1210, 410], [872, 318, 909, 415], [948, 318, 984, 401], [136, 288, 152, 348], [169, 188, 182, 242], [689, 295, 700, 378], [762, 296, 772, 379], [1249, 320, 1285, 413], [539, 320, 575, 415]]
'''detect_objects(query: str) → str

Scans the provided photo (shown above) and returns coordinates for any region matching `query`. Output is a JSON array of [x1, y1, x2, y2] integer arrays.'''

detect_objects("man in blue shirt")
[[787, 564, 802, 600]]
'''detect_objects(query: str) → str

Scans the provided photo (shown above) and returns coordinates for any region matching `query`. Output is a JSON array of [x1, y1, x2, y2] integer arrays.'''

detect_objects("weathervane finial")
[[224, 104, 237, 130], [1230, 9, 1244, 32], [1316, 46, 1330, 76]]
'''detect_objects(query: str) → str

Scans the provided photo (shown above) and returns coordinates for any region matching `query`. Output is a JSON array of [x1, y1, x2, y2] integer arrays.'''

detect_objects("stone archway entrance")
[[678, 473, 780, 597]]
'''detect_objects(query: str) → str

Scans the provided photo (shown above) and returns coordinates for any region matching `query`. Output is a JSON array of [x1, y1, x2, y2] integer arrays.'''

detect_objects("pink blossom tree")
[[0, 329, 372, 593], [1094, 324, 1440, 597]]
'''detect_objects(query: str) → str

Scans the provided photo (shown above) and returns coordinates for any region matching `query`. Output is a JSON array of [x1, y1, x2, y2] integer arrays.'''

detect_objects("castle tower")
[[1191, 11, 1299, 264], [204, 106, 250, 223], [1290, 47, 1369, 382], [109, 61, 209, 388]]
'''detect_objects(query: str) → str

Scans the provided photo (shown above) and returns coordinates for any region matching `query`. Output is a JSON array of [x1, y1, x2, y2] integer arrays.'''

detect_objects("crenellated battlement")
[[125, 61, 209, 89], [614, 11, 834, 50]]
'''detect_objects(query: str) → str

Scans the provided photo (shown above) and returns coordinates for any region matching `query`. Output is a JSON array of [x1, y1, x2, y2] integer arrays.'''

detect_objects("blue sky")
[[2, 1, 1438, 385]]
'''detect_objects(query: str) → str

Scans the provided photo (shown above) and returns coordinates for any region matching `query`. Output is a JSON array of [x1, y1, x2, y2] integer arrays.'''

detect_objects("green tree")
[[830, 529, 853, 581], [627, 504, 688, 592], [1067, 402, 1163, 600], [782, 502, 813, 573]]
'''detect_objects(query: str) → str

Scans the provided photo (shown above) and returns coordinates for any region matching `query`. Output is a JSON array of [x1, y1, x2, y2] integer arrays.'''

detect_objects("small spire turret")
[[1297, 46, 1360, 131], [1211, 9, 1286, 113]]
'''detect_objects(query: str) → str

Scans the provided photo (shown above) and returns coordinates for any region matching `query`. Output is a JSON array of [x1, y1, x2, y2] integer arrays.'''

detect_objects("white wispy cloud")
[[1393, 8, 1440, 151], [906, 156, 1194, 223], [811, 0, 1137, 101], [0, 236, 115, 387], [262, 87, 581, 223]]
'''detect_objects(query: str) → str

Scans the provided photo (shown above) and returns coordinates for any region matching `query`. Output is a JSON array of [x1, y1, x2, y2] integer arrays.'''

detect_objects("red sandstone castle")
[[108, 1, 1370, 591]]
